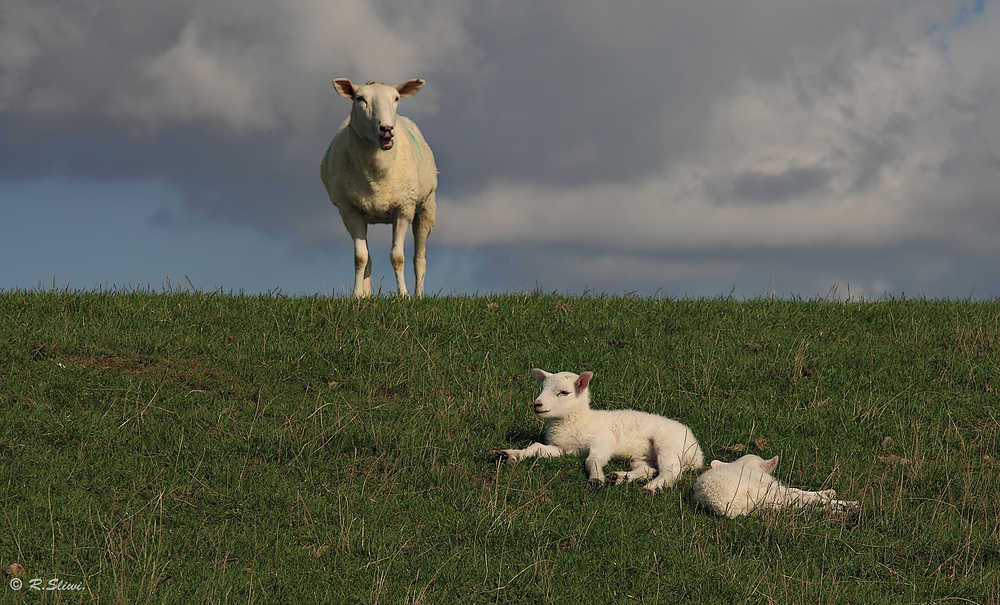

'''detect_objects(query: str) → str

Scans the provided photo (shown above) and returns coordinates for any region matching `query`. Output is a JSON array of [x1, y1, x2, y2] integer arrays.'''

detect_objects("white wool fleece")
[[691, 454, 859, 518], [497, 369, 704, 493]]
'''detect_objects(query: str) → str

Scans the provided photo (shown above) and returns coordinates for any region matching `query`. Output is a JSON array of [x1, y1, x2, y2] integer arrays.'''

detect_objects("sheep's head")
[[530, 368, 593, 420], [333, 78, 426, 151]]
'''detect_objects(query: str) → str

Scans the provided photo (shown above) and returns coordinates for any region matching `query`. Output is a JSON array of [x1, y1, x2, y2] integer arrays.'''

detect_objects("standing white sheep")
[[496, 369, 704, 493], [691, 454, 860, 518], [320, 78, 437, 297]]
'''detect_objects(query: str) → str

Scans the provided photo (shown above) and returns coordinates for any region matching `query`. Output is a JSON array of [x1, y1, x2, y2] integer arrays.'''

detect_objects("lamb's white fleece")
[[497, 369, 704, 493], [691, 454, 859, 517]]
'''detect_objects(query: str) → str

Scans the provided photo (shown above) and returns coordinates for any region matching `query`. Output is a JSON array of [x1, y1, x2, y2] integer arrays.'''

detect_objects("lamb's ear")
[[761, 456, 779, 473], [710, 459, 726, 468], [530, 368, 550, 383], [575, 371, 593, 394], [396, 79, 425, 97], [333, 79, 357, 99]]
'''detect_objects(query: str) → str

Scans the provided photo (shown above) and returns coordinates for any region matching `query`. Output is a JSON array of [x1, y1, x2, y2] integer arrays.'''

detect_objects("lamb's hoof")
[[491, 448, 511, 462], [819, 489, 837, 500], [605, 472, 621, 485], [641, 483, 664, 494], [587, 477, 605, 487]]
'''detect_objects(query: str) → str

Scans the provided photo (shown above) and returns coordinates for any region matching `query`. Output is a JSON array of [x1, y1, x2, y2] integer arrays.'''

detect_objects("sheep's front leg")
[[341, 211, 371, 297], [390, 214, 411, 297], [495, 442, 564, 462]]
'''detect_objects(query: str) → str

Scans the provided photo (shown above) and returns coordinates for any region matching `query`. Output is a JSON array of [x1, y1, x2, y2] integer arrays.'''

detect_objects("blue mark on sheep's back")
[[409, 130, 420, 160]]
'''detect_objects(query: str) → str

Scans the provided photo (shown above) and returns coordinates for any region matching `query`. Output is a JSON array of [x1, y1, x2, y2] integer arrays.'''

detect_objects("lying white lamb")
[[691, 454, 859, 518], [496, 369, 704, 493], [321, 78, 437, 297]]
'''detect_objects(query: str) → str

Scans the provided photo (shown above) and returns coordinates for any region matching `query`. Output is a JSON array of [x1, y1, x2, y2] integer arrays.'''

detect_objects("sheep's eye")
[[558, 390, 570, 396]]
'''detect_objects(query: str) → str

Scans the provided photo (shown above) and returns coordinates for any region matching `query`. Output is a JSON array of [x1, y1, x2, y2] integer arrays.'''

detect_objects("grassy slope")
[[1, 292, 998, 603]]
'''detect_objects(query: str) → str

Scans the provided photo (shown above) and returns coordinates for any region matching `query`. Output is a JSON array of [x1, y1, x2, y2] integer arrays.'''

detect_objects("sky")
[[2, 0, 999, 300]]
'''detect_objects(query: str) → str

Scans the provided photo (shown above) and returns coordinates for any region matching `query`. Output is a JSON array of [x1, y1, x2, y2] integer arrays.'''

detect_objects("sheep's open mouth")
[[379, 134, 394, 150]]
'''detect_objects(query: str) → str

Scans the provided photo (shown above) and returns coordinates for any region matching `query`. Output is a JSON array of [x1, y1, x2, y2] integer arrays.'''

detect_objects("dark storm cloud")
[[724, 167, 833, 204]]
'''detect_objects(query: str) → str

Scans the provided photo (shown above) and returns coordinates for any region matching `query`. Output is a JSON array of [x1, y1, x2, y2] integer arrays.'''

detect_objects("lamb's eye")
[[558, 390, 570, 396]]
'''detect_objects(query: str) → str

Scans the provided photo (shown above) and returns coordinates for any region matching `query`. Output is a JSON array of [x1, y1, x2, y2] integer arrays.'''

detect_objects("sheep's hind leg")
[[390, 215, 411, 297], [412, 192, 435, 297]]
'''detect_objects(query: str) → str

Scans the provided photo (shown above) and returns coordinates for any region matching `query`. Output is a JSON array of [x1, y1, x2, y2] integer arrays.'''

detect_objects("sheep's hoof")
[[605, 473, 623, 485], [641, 484, 662, 494], [819, 489, 837, 499], [587, 477, 605, 487]]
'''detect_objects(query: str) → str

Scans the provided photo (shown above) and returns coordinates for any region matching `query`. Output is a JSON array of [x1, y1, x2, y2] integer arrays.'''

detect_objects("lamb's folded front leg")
[[496, 442, 564, 462], [584, 442, 614, 485]]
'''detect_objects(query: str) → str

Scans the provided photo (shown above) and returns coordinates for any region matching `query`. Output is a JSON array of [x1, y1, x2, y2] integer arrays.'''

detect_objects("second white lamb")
[[691, 454, 860, 517], [496, 369, 704, 493]]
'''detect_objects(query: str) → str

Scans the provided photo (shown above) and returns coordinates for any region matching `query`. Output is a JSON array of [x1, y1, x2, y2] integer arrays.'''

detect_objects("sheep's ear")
[[531, 368, 550, 383], [333, 79, 356, 99], [710, 459, 726, 468], [575, 371, 593, 394], [761, 456, 779, 473], [396, 79, 425, 97]]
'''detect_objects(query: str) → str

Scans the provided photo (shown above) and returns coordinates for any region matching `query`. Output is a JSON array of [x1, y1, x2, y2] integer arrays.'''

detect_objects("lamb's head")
[[711, 454, 779, 474], [530, 368, 593, 420], [333, 78, 426, 151]]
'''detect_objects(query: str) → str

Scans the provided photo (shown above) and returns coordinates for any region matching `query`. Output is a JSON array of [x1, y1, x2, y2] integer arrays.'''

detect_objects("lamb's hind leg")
[[606, 458, 655, 485], [412, 192, 436, 297], [784, 487, 833, 506], [786, 488, 860, 512], [642, 451, 684, 493]]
